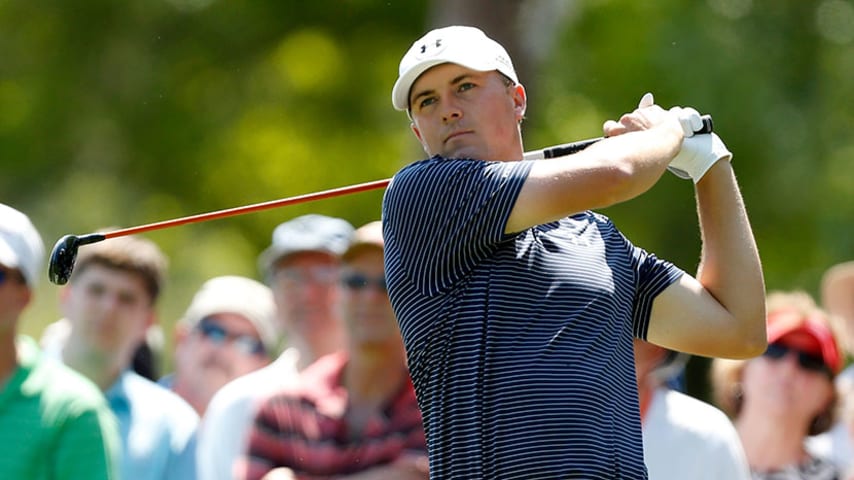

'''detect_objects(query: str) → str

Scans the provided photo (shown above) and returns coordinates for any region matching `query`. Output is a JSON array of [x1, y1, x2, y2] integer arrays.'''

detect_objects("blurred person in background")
[[197, 214, 353, 480], [635, 338, 750, 479], [808, 261, 854, 476], [42, 317, 164, 381], [239, 221, 428, 480], [712, 291, 842, 479], [0, 203, 121, 480], [160, 275, 279, 415], [56, 234, 198, 480]]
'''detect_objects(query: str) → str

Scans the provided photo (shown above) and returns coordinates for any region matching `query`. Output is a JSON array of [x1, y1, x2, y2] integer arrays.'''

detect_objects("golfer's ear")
[[513, 84, 527, 123]]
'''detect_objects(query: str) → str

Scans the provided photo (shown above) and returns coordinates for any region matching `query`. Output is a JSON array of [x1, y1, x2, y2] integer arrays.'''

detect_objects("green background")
[[2, 0, 852, 402]]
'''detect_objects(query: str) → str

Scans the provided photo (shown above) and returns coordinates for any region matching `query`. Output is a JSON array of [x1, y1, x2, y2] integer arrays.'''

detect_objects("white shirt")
[[808, 421, 854, 474], [642, 387, 751, 480], [196, 347, 300, 480]]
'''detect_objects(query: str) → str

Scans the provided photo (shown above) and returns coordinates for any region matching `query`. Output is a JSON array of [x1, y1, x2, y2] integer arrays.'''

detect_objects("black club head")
[[48, 233, 105, 285]]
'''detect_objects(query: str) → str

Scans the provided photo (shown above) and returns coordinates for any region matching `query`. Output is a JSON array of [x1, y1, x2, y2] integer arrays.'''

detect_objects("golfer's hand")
[[602, 93, 682, 138]]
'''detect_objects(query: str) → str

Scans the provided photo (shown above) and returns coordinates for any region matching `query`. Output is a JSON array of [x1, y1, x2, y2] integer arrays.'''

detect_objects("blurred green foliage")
[[2, 0, 852, 398]]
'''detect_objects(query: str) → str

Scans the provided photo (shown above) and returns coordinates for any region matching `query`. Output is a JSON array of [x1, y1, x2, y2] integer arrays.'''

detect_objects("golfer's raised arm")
[[648, 158, 767, 359], [506, 119, 683, 234]]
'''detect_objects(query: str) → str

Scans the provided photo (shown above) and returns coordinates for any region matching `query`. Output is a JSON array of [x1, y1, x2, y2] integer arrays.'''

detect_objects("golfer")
[[382, 25, 766, 478]]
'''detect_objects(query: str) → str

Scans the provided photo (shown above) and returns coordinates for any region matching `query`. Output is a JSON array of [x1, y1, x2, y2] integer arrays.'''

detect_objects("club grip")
[[527, 114, 714, 160], [698, 114, 714, 134]]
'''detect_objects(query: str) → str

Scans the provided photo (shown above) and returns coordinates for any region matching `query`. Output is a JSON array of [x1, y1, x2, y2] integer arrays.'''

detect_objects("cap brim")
[[392, 59, 446, 111], [0, 240, 21, 273]]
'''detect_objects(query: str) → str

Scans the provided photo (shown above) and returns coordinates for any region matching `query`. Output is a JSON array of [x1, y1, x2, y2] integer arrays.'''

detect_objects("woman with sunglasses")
[[711, 291, 843, 479]]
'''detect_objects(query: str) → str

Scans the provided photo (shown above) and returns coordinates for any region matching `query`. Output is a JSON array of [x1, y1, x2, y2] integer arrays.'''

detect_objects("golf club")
[[48, 114, 712, 285]]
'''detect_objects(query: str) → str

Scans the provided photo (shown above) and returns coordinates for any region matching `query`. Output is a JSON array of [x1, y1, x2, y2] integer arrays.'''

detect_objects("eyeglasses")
[[196, 318, 267, 357], [340, 273, 387, 292], [763, 343, 831, 376], [273, 266, 339, 286]]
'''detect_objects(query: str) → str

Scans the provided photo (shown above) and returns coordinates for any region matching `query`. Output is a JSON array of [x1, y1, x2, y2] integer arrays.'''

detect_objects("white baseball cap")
[[180, 275, 279, 355], [258, 214, 354, 276], [391, 25, 518, 111], [0, 203, 45, 287]]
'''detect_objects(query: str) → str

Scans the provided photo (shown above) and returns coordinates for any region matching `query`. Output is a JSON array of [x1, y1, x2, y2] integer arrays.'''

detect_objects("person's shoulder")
[[18, 336, 106, 409], [390, 156, 483, 185], [121, 371, 199, 423], [298, 351, 345, 382], [261, 352, 346, 408], [210, 353, 300, 407], [660, 388, 736, 434]]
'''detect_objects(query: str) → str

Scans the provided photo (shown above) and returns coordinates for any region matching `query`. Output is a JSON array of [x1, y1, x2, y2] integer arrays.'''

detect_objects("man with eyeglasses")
[[160, 275, 278, 415], [0, 203, 121, 479], [239, 221, 428, 480], [198, 214, 353, 480]]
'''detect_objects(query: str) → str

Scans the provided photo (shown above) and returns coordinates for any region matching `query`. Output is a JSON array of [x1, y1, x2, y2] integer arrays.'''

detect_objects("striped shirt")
[[242, 352, 426, 479], [381, 156, 685, 479]]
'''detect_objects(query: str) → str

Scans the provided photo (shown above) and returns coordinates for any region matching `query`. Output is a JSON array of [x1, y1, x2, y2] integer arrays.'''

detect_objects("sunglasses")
[[763, 343, 831, 376], [340, 273, 387, 292], [196, 318, 266, 357]]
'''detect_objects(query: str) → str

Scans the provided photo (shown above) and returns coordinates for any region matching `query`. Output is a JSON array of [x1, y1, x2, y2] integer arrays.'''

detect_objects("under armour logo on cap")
[[417, 38, 445, 57]]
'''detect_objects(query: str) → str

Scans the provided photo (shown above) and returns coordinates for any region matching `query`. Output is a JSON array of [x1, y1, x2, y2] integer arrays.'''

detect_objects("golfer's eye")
[[418, 96, 437, 109], [458, 82, 475, 92]]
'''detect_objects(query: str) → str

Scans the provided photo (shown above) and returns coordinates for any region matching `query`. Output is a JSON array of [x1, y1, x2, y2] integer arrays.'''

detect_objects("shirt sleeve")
[[625, 236, 686, 340], [382, 157, 533, 297]]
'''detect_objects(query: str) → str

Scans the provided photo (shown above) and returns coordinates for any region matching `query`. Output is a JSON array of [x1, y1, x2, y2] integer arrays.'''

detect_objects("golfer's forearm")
[[507, 126, 681, 233], [695, 160, 766, 353]]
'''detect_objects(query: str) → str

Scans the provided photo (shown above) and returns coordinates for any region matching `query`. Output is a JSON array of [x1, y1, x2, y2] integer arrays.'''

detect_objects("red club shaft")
[[102, 178, 391, 239]]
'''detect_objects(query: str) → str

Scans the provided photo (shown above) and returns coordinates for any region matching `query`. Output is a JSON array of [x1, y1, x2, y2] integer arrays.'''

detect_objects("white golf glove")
[[669, 106, 704, 138], [668, 133, 732, 183]]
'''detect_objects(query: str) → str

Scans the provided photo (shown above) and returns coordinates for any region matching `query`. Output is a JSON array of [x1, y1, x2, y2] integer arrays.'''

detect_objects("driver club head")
[[48, 233, 105, 285]]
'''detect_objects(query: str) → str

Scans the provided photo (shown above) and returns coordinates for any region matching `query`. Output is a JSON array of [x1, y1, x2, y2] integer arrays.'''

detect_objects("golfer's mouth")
[[444, 130, 473, 144]]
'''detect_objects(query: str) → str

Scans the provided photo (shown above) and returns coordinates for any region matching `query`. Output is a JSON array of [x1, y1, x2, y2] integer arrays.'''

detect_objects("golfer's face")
[[408, 63, 525, 162]]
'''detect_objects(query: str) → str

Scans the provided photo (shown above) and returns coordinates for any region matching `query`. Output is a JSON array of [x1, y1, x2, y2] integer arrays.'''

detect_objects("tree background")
[[2, 0, 852, 402]]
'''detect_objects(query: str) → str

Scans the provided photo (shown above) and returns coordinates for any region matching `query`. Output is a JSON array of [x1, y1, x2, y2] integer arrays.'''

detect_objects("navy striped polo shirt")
[[382, 156, 685, 479]]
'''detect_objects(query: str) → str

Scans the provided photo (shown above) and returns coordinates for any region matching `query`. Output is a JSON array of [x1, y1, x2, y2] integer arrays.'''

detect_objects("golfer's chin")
[[441, 143, 485, 161]]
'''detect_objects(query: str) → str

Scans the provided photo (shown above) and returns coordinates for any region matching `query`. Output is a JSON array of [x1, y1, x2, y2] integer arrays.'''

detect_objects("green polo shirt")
[[0, 336, 120, 480]]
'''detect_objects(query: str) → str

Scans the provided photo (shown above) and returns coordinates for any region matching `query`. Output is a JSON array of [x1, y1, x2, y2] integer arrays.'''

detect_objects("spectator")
[[239, 221, 428, 480], [809, 261, 854, 475], [57, 233, 199, 480], [41, 317, 164, 380], [197, 214, 353, 480], [822, 261, 854, 361], [161, 275, 279, 415], [0, 202, 120, 479], [712, 291, 842, 479], [635, 339, 750, 479]]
